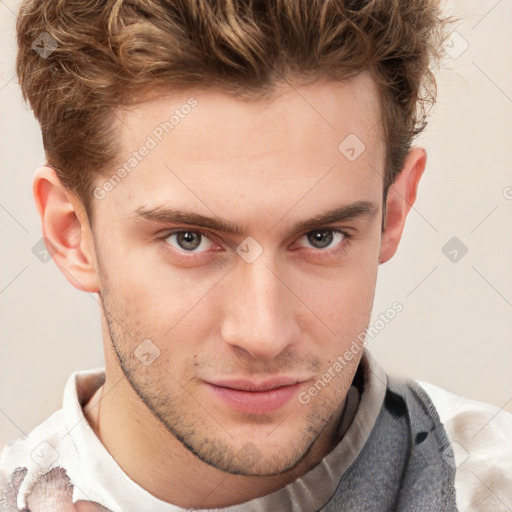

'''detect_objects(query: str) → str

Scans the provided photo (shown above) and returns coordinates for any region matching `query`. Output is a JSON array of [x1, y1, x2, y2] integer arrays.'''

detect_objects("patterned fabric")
[[0, 467, 112, 511]]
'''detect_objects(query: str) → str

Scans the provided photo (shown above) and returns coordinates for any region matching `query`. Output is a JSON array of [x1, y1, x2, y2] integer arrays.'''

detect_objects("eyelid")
[[292, 227, 352, 250], [159, 228, 215, 241], [296, 226, 354, 238], [160, 228, 219, 253], [158, 226, 354, 255]]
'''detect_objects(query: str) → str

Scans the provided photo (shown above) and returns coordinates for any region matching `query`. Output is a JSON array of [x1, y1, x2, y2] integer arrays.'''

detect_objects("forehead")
[[118, 71, 383, 159], [99, 72, 385, 223]]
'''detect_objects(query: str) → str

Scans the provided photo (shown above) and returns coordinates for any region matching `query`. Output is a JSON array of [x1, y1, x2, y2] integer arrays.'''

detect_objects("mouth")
[[204, 377, 307, 414]]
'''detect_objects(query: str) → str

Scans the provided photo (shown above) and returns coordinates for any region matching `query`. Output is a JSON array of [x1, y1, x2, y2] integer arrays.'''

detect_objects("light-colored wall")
[[1, 0, 511, 450]]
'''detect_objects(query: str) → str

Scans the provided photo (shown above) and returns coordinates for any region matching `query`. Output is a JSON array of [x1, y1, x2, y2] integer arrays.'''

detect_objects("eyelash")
[[292, 228, 353, 257], [158, 227, 353, 261]]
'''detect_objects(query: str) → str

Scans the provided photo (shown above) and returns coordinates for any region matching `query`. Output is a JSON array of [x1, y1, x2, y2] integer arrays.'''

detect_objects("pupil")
[[179, 231, 200, 250], [308, 230, 333, 249]]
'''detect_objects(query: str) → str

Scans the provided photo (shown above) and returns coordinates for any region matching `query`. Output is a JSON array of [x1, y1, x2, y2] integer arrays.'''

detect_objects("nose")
[[220, 254, 298, 359]]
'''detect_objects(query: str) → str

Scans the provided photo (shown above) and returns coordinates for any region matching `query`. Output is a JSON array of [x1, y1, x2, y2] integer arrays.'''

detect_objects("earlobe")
[[379, 147, 426, 264], [33, 166, 100, 292]]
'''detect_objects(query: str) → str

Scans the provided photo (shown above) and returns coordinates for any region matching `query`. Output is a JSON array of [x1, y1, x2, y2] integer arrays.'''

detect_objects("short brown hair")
[[16, 0, 451, 220]]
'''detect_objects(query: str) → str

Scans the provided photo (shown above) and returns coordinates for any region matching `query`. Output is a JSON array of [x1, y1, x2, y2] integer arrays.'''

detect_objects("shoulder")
[[0, 369, 109, 511], [0, 407, 69, 472], [416, 380, 512, 512], [0, 408, 73, 510]]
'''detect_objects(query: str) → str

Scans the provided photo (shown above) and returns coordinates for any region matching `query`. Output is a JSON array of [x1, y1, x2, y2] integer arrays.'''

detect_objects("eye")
[[296, 228, 349, 251], [164, 230, 215, 253]]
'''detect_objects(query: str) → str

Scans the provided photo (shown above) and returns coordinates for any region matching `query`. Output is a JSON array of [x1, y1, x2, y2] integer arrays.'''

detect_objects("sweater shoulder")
[[416, 380, 512, 512]]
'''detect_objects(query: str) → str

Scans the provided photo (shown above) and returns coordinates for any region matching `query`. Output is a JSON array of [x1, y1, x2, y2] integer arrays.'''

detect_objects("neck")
[[84, 366, 347, 509]]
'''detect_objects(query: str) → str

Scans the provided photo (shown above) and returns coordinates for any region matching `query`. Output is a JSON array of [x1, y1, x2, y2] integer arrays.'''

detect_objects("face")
[[90, 72, 385, 476]]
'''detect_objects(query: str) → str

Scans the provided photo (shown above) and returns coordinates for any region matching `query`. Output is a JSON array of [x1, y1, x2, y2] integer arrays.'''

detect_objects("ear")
[[379, 147, 426, 264], [33, 165, 100, 292]]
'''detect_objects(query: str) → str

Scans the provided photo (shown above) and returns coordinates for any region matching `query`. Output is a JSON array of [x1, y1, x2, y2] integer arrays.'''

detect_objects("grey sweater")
[[320, 377, 457, 511]]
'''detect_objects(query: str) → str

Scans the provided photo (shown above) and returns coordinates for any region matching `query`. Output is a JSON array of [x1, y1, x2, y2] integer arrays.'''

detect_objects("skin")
[[33, 71, 425, 508]]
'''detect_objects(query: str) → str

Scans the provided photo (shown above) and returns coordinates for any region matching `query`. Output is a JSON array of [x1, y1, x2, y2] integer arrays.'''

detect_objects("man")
[[1, 0, 511, 511]]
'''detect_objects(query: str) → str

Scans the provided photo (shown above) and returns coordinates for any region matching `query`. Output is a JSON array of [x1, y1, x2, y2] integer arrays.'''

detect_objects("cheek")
[[302, 253, 378, 315], [296, 255, 379, 357], [310, 284, 375, 346], [100, 251, 222, 347], [99, 235, 193, 300]]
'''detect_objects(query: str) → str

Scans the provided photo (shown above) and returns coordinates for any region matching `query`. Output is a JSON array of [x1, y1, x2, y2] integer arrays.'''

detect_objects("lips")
[[208, 377, 302, 391], [205, 377, 306, 414]]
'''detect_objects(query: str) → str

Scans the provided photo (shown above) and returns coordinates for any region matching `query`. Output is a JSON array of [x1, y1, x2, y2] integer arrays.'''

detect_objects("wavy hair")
[[16, 0, 452, 218]]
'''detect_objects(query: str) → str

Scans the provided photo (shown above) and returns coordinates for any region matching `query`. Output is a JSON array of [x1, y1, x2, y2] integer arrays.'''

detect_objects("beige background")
[[1, 0, 511, 450]]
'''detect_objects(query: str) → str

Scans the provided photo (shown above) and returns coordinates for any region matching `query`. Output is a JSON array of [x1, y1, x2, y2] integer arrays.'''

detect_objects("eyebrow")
[[132, 200, 378, 236]]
